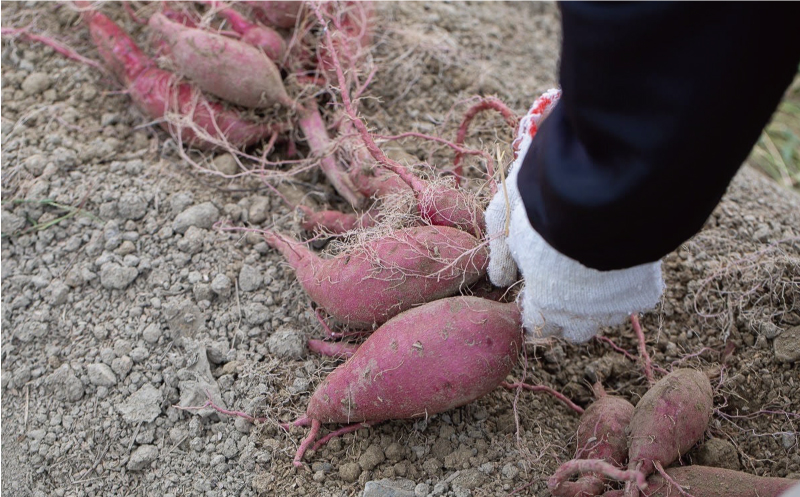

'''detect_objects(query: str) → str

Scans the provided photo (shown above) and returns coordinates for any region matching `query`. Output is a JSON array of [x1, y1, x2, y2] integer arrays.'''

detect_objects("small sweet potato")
[[627, 369, 714, 479], [604, 465, 798, 497], [248, 1, 304, 29], [550, 383, 635, 497], [263, 225, 488, 328]]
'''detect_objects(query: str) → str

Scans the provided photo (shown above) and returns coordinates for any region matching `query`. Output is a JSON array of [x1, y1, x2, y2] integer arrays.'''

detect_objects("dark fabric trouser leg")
[[517, 2, 800, 271]]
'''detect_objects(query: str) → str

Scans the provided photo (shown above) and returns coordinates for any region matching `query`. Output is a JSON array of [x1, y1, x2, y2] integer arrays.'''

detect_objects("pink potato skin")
[[248, 1, 304, 29], [297, 205, 379, 234], [603, 466, 798, 497], [128, 68, 285, 149], [263, 225, 489, 328], [148, 12, 291, 109], [306, 296, 522, 424], [83, 9, 283, 150], [627, 369, 714, 476], [211, 4, 286, 61], [552, 386, 635, 497]]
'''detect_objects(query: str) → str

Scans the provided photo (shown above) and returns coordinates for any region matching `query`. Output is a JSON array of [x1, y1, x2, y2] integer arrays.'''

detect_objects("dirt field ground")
[[2, 3, 799, 496]]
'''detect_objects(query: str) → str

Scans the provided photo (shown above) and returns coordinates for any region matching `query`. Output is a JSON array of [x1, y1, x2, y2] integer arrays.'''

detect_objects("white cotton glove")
[[484, 89, 665, 343], [485, 88, 562, 287]]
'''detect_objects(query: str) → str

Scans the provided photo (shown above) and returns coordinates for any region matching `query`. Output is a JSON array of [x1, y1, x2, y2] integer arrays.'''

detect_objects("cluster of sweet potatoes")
[[7, 0, 536, 468], [51, 1, 381, 208], [549, 369, 798, 497]]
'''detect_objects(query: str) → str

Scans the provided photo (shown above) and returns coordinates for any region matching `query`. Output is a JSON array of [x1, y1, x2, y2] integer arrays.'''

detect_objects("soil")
[[2, 3, 799, 497]]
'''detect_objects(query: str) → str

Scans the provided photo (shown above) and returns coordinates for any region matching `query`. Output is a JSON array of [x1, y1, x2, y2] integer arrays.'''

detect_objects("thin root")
[[501, 381, 584, 415]]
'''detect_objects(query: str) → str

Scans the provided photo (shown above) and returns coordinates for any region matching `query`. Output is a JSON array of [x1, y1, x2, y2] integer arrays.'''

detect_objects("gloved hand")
[[484, 89, 664, 343]]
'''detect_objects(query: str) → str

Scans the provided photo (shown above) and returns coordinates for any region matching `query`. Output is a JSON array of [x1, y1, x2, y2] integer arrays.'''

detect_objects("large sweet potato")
[[263, 225, 488, 328], [287, 296, 523, 465]]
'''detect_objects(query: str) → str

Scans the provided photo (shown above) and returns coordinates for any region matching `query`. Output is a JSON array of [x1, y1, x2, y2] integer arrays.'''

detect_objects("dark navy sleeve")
[[517, 2, 800, 271]]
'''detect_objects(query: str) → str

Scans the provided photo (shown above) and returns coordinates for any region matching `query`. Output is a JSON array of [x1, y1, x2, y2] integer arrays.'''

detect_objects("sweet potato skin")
[[550, 385, 635, 497], [604, 466, 798, 497], [576, 387, 634, 465], [306, 296, 522, 424], [627, 369, 714, 475], [83, 9, 283, 150], [148, 12, 290, 109], [264, 225, 489, 328]]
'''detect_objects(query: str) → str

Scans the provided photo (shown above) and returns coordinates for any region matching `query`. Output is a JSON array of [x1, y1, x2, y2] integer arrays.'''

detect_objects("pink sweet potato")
[[288, 295, 523, 465], [148, 12, 292, 109], [263, 225, 488, 328], [82, 8, 285, 150], [550, 383, 635, 497], [297, 205, 379, 234], [205, 2, 287, 61], [296, 104, 363, 207], [248, 1, 304, 29], [604, 466, 798, 497], [626, 369, 713, 492], [307, 339, 359, 359]]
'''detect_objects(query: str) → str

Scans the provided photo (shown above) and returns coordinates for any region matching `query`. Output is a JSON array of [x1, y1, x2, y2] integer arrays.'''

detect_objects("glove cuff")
[[508, 205, 664, 343]]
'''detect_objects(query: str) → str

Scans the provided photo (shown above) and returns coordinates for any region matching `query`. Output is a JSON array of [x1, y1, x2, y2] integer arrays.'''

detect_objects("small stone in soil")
[[248, 196, 270, 224], [238, 264, 262, 292], [117, 192, 148, 220], [267, 327, 306, 360], [87, 363, 117, 387], [339, 462, 361, 483], [774, 326, 800, 363], [212, 153, 239, 175], [21, 72, 51, 95], [210, 273, 232, 298], [359, 444, 386, 471], [172, 202, 220, 234], [100, 263, 138, 290], [142, 323, 162, 344], [117, 383, 162, 424], [127, 444, 158, 471], [363, 478, 416, 497]]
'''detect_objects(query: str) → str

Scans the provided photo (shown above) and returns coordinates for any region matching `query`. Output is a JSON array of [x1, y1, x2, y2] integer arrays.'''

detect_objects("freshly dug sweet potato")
[[263, 225, 488, 328], [209, 3, 287, 61], [148, 12, 291, 109], [82, 8, 285, 150], [248, 1, 304, 29], [297, 205, 379, 234], [550, 383, 635, 497], [287, 296, 523, 465], [604, 465, 798, 497], [626, 369, 714, 486]]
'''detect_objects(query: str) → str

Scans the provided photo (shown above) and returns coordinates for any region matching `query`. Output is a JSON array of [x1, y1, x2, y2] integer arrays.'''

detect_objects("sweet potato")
[[307, 339, 359, 359], [626, 369, 713, 495], [339, 119, 414, 200], [148, 12, 291, 109], [81, 8, 285, 150], [262, 225, 488, 328], [248, 1, 304, 29], [550, 383, 635, 497], [287, 296, 523, 465], [604, 466, 798, 497], [205, 2, 287, 61], [297, 205, 379, 234], [318, 17, 485, 236], [296, 104, 364, 207]]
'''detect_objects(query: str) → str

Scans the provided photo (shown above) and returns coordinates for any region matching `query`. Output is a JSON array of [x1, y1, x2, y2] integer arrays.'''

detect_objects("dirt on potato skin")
[[2, 2, 799, 497]]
